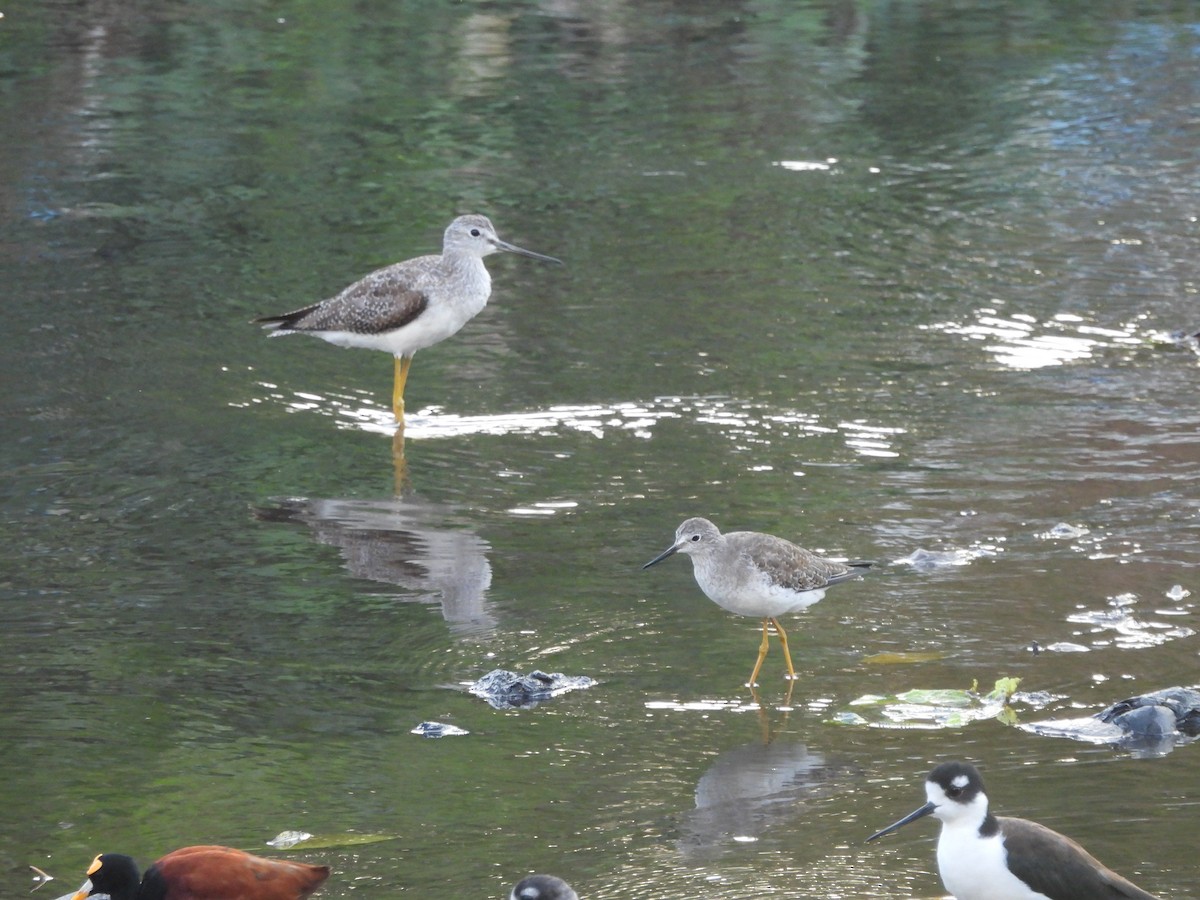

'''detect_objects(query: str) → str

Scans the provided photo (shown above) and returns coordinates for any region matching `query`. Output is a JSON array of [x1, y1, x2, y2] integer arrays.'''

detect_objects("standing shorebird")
[[867, 761, 1161, 900], [255, 215, 560, 422], [642, 517, 869, 686]]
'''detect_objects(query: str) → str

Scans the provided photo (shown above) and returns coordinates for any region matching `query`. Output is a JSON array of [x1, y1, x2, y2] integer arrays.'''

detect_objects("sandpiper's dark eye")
[[690, 534, 701, 542], [470, 228, 481, 237]]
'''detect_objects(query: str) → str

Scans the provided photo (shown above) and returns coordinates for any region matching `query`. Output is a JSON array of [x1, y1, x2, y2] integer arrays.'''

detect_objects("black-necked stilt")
[[867, 761, 1160, 900], [256, 215, 560, 423], [510, 874, 579, 900], [642, 517, 870, 686]]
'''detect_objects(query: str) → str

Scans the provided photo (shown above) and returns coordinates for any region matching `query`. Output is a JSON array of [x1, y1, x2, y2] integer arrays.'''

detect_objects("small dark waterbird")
[[69, 845, 330, 900], [510, 874, 580, 900], [642, 517, 869, 686], [256, 215, 560, 422], [866, 761, 1160, 900]]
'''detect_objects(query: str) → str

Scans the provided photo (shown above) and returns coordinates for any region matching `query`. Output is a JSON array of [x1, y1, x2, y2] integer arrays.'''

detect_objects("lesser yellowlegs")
[[643, 517, 869, 686], [256, 215, 560, 422]]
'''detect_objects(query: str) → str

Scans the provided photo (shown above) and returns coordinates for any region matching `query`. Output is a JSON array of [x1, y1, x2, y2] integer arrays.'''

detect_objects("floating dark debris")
[[1022, 686, 1200, 757], [411, 721, 470, 738], [468, 669, 595, 710]]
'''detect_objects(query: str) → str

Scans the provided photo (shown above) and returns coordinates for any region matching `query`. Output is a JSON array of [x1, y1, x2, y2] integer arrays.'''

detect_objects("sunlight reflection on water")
[[1066, 592, 1196, 650], [923, 307, 1148, 369], [235, 387, 907, 459]]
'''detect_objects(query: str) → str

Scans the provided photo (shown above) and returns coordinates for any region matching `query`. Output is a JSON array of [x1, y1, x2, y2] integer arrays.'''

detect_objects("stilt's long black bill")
[[642, 544, 680, 569], [866, 801, 937, 842]]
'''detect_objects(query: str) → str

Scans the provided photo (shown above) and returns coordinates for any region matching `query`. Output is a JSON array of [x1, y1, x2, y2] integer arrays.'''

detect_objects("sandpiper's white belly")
[[692, 557, 827, 618], [298, 296, 483, 357], [938, 828, 1051, 900]]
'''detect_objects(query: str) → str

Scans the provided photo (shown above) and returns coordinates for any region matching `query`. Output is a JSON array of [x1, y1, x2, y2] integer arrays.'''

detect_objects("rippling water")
[[3, 3, 1200, 899]]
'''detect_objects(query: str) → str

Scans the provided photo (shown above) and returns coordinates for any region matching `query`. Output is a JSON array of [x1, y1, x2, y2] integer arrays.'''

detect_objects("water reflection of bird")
[[868, 761, 1160, 900], [68, 846, 329, 900], [643, 517, 869, 686], [510, 874, 580, 900], [255, 215, 561, 423], [678, 742, 847, 858], [254, 496, 495, 636]]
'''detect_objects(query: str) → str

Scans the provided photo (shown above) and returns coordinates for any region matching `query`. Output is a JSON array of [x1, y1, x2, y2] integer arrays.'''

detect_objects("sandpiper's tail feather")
[[254, 303, 321, 332], [825, 560, 872, 587]]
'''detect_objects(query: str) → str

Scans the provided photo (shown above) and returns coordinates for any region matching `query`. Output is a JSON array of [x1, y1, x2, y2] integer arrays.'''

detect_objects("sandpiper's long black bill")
[[866, 801, 937, 842], [493, 237, 562, 265], [642, 543, 680, 569]]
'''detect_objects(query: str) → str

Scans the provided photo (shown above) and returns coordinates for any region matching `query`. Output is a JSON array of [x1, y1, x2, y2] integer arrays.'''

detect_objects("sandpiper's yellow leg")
[[771, 616, 797, 681], [747, 617, 772, 687], [392, 355, 413, 420], [391, 426, 409, 495]]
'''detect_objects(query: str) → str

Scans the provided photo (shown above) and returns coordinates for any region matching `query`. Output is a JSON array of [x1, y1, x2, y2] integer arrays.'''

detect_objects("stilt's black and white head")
[[509, 875, 579, 900], [867, 761, 990, 842], [926, 760, 991, 826]]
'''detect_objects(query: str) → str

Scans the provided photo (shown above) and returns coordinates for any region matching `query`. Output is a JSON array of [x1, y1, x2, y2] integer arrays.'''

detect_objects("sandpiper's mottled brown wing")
[[1000, 817, 1160, 900], [730, 532, 867, 593], [256, 259, 433, 336], [147, 846, 330, 900]]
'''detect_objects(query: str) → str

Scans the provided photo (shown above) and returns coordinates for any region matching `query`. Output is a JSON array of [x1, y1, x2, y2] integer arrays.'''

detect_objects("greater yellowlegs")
[[867, 761, 1160, 900], [643, 517, 869, 686], [255, 215, 560, 422]]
